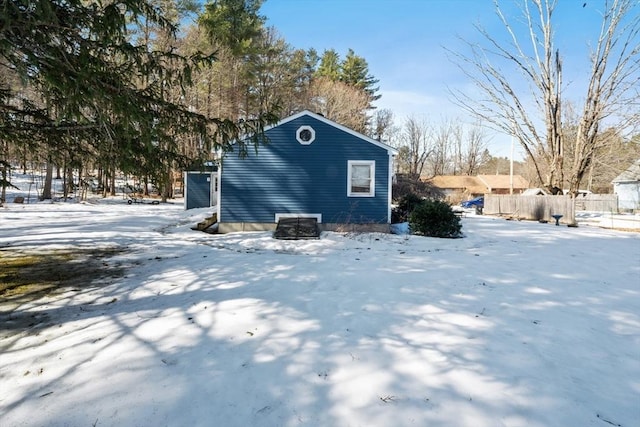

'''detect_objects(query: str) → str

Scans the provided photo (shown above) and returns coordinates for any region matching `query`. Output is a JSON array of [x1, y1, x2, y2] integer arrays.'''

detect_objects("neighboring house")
[[425, 174, 529, 200], [476, 174, 529, 195], [217, 110, 397, 233], [424, 175, 487, 199], [612, 159, 640, 211], [522, 187, 550, 196]]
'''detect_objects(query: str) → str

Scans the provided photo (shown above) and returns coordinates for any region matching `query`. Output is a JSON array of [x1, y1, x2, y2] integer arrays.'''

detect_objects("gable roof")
[[612, 159, 640, 183], [522, 187, 550, 196], [269, 110, 398, 155]]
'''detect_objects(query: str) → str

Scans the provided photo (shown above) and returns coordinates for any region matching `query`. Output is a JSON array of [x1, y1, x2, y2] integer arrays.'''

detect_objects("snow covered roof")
[[522, 187, 550, 196]]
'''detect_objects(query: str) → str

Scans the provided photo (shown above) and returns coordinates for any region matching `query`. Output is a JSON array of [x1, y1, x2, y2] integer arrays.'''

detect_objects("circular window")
[[299, 129, 312, 142], [296, 125, 315, 145]]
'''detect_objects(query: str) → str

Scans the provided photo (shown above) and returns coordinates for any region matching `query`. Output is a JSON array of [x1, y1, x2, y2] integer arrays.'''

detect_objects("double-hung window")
[[347, 160, 375, 197]]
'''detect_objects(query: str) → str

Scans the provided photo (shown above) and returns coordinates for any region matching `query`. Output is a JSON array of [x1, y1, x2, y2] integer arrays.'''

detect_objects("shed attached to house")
[[613, 159, 640, 211], [217, 110, 397, 233], [184, 163, 218, 210]]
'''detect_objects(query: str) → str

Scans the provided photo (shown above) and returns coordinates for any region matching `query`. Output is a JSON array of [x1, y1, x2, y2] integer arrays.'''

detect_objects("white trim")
[[347, 160, 375, 197], [296, 125, 316, 145], [275, 213, 322, 223], [387, 152, 394, 223], [183, 171, 187, 210], [216, 166, 222, 221], [211, 173, 218, 206], [266, 110, 398, 155], [183, 171, 217, 209]]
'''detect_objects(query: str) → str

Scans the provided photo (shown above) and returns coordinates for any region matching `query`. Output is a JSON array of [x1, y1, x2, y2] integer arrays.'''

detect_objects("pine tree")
[[316, 49, 342, 81], [199, 0, 265, 57], [0, 0, 276, 199], [340, 49, 381, 104]]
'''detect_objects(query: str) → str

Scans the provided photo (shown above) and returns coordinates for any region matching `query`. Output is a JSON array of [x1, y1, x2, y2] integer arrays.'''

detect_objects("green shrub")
[[409, 199, 462, 238], [392, 192, 424, 222]]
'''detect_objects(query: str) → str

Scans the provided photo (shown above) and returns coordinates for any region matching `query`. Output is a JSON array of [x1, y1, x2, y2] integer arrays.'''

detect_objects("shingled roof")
[[425, 174, 529, 194], [426, 175, 487, 194]]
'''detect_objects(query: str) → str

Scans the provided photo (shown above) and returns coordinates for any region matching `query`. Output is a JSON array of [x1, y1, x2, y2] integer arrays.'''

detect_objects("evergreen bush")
[[392, 192, 424, 223], [409, 199, 462, 238]]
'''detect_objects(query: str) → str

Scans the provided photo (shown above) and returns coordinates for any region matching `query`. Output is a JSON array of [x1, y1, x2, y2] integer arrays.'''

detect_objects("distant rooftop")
[[612, 159, 640, 183], [425, 174, 529, 193]]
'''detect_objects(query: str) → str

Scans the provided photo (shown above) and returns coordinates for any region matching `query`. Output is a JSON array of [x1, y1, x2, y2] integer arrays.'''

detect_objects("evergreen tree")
[[0, 0, 275, 195], [281, 48, 319, 114], [199, 0, 269, 121], [199, 0, 265, 57], [341, 48, 381, 103], [316, 49, 341, 81]]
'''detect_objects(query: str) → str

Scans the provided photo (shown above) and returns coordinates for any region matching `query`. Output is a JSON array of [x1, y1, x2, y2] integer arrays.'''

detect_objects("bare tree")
[[630, 87, 640, 134], [451, 123, 464, 175], [449, 0, 639, 195], [309, 77, 370, 133], [397, 116, 433, 177], [461, 123, 489, 176], [563, 104, 640, 192], [569, 0, 640, 194], [427, 119, 453, 176], [426, 119, 489, 176], [369, 108, 396, 142]]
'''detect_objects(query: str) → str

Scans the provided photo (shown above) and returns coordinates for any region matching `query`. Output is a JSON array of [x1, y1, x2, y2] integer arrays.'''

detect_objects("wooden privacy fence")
[[483, 194, 618, 223], [573, 194, 619, 212]]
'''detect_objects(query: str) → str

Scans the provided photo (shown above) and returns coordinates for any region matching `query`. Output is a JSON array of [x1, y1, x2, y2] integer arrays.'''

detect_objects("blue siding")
[[220, 114, 392, 224], [185, 172, 212, 209]]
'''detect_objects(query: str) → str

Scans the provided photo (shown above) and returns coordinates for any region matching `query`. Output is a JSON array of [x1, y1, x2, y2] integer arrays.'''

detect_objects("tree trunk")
[[1, 163, 7, 203], [78, 164, 86, 201], [41, 162, 53, 200], [66, 165, 75, 199], [110, 173, 116, 196], [62, 161, 68, 199], [102, 169, 109, 198]]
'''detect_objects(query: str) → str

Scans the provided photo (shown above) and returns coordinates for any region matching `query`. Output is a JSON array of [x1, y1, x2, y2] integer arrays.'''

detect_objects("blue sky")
[[260, 0, 612, 159]]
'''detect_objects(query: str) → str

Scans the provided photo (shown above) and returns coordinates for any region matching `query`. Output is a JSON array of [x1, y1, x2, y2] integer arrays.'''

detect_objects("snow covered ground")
[[0, 179, 639, 427]]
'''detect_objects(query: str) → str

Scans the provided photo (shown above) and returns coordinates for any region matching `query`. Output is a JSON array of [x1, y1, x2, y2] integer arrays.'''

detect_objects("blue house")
[[217, 110, 397, 233]]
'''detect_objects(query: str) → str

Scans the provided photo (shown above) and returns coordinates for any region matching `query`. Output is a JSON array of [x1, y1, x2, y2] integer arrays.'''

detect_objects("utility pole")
[[509, 135, 514, 195]]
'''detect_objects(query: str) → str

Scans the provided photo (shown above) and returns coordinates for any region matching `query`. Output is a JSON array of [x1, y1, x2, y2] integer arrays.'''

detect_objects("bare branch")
[[448, 0, 639, 197]]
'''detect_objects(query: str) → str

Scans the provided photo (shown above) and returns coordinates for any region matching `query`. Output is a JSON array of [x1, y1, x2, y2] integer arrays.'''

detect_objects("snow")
[[1, 177, 639, 427]]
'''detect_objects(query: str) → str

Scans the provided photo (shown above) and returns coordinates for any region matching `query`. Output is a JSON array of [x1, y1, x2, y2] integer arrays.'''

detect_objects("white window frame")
[[347, 160, 375, 197], [296, 125, 316, 145]]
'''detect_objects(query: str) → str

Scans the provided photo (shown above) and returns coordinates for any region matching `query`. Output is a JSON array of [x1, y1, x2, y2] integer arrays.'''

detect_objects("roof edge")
[[269, 110, 398, 155]]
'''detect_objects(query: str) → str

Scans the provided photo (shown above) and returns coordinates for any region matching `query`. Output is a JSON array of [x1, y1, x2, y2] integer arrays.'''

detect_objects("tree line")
[[1, 0, 638, 203], [0, 0, 382, 201], [388, 114, 639, 195]]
